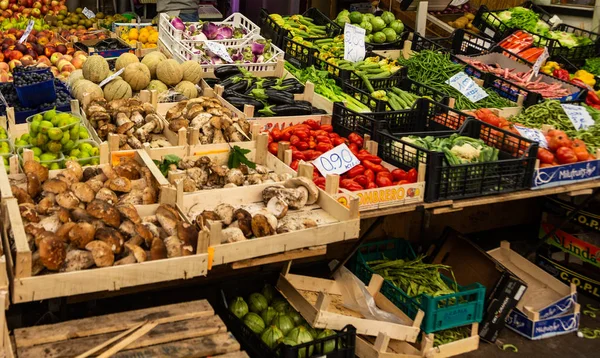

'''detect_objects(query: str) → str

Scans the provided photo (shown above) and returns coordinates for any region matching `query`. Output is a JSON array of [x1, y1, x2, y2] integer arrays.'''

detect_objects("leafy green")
[[228, 145, 256, 169], [154, 154, 181, 176]]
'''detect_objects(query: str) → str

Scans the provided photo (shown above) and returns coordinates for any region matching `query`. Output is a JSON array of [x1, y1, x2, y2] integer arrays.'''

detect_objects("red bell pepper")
[[553, 69, 570, 82], [586, 91, 600, 106], [555, 147, 578, 164], [537, 148, 555, 164]]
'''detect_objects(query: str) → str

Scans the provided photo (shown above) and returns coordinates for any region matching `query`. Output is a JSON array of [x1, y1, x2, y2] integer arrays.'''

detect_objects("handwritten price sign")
[[344, 23, 365, 63], [561, 104, 594, 130], [205, 41, 233, 63], [313, 143, 361, 177], [514, 124, 548, 149], [82, 7, 95, 19], [446, 72, 488, 103]]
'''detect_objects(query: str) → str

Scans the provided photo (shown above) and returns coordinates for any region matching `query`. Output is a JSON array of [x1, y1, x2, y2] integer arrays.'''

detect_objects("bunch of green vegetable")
[[369, 88, 428, 111], [432, 326, 471, 347], [485, 6, 550, 35], [368, 255, 458, 298], [335, 10, 405, 44], [399, 50, 515, 110], [269, 13, 329, 39], [400, 134, 500, 165], [322, 55, 403, 92], [284, 62, 371, 113], [510, 100, 600, 150], [583, 58, 600, 77]]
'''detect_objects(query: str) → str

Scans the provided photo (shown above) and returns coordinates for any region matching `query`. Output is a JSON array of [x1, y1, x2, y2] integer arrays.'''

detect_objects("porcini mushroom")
[[251, 214, 275, 238], [233, 209, 253, 237], [68, 222, 96, 249], [214, 203, 234, 225], [62, 250, 94, 272], [86, 199, 121, 228], [39, 235, 66, 271], [85, 241, 115, 267], [267, 197, 288, 219], [71, 182, 95, 203]]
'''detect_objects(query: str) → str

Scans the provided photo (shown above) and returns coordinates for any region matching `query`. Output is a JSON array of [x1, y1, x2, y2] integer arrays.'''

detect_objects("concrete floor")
[[465, 295, 599, 358]]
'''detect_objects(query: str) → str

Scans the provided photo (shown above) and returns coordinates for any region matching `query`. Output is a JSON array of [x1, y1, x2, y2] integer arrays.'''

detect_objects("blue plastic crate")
[[14, 68, 57, 108], [350, 238, 486, 333]]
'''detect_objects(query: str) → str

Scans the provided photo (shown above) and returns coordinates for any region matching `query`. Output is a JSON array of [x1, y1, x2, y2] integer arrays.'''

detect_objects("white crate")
[[171, 39, 284, 76], [158, 12, 259, 42]]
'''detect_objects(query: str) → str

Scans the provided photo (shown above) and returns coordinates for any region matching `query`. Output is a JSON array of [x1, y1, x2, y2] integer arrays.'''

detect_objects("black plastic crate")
[[260, 8, 342, 49], [219, 277, 356, 358], [531, 24, 600, 62], [377, 118, 539, 202], [282, 36, 318, 69], [314, 54, 407, 91], [472, 1, 553, 41], [344, 77, 450, 112], [410, 32, 449, 53]]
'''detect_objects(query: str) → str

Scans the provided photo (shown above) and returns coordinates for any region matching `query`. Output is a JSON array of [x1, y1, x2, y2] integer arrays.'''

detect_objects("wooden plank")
[[111, 333, 241, 358], [213, 352, 250, 358], [230, 246, 327, 269], [0, 162, 12, 201], [4, 198, 32, 279], [14, 300, 214, 347], [96, 321, 159, 358], [73, 322, 147, 358]]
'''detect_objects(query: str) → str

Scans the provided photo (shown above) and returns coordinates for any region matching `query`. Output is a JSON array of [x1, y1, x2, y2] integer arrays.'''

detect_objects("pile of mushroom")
[[85, 98, 172, 150], [165, 97, 251, 144], [10, 159, 180, 274], [190, 177, 320, 244], [171, 156, 293, 192]]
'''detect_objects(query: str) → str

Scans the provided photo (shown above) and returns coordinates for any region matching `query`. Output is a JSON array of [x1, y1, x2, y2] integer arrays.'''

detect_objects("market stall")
[[0, 1, 598, 357]]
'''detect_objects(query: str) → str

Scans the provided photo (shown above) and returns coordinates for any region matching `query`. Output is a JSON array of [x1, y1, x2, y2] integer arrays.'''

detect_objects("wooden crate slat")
[[213, 352, 250, 358], [14, 299, 213, 347], [17, 315, 227, 358], [111, 333, 241, 358]]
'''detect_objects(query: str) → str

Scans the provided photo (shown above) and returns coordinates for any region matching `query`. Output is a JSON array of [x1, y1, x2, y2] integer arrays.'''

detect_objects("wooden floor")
[[12, 300, 248, 358]]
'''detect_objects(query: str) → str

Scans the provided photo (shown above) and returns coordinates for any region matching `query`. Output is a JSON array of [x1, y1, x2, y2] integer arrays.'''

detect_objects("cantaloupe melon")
[[82, 55, 109, 84], [180, 60, 203, 84], [67, 69, 84, 88], [122, 63, 151, 91], [141, 51, 167, 79], [146, 80, 168, 94], [73, 79, 104, 104], [115, 53, 139, 71], [175, 81, 198, 99], [104, 79, 133, 101], [156, 59, 183, 86]]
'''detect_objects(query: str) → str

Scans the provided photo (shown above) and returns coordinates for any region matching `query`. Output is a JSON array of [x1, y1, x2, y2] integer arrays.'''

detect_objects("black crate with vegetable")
[[220, 278, 356, 358], [472, 1, 553, 41], [260, 8, 342, 48], [377, 118, 539, 202], [411, 29, 496, 57]]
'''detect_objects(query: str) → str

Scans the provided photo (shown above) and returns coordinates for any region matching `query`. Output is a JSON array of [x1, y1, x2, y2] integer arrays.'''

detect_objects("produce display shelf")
[[472, 1, 553, 41], [0, 150, 210, 304]]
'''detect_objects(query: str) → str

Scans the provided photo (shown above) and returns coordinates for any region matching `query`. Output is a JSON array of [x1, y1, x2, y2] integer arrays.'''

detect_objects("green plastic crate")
[[350, 239, 486, 333]]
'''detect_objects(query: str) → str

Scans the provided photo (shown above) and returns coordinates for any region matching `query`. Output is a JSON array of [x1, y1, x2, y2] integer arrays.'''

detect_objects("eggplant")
[[244, 83, 259, 95], [285, 83, 305, 94], [261, 79, 278, 88], [294, 100, 312, 107], [214, 66, 241, 80], [204, 78, 220, 88], [228, 80, 250, 93], [312, 108, 328, 114], [265, 90, 295, 105], [224, 96, 264, 110], [271, 104, 312, 116]]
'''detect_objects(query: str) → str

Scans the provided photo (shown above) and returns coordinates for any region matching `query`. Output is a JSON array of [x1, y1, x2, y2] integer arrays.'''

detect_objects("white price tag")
[[18, 20, 34, 44], [0, 91, 7, 107], [99, 68, 124, 88], [484, 28, 495, 38], [446, 72, 488, 103], [204, 41, 233, 63], [344, 23, 366, 63], [531, 47, 549, 78], [561, 104, 595, 130], [313, 143, 361, 177], [549, 15, 562, 28], [514, 124, 548, 149], [82, 7, 95, 19]]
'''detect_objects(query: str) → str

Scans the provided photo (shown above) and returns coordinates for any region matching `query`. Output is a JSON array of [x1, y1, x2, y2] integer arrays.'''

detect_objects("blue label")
[[538, 294, 577, 320], [533, 160, 600, 189], [506, 309, 580, 339]]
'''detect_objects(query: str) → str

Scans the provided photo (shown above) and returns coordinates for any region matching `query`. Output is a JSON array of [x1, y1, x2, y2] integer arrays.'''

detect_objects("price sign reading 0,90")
[[313, 143, 361, 177]]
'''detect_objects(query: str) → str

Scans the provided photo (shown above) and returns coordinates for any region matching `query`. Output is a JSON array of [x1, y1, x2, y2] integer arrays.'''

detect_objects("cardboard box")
[[536, 248, 600, 301], [487, 241, 579, 340], [430, 228, 527, 343]]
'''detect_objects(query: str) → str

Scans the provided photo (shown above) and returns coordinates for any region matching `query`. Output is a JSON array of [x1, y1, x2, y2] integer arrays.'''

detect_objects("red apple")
[[0, 1, 8, 10], [7, 0, 15, 4], [70, 56, 83, 69], [0, 11, 7, 17], [17, 0, 25, 6], [43, 45, 55, 57], [55, 44, 66, 54], [40, 4, 47, 14], [8, 59, 22, 71], [56, 58, 69, 70], [35, 63, 48, 68], [73, 50, 86, 58], [50, 0, 56, 5], [5, 8, 11, 15], [10, 4, 17, 11], [36, 35, 48, 46], [31, 8, 40, 17], [36, 54, 50, 66]]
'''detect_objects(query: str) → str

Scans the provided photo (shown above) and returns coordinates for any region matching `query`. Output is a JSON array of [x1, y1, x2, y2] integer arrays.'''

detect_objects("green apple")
[[78, 151, 91, 165], [79, 128, 89, 139], [20, 133, 30, 142], [80, 142, 93, 153], [90, 158, 99, 165], [90, 147, 99, 156], [70, 125, 80, 140], [15, 140, 28, 147], [33, 156, 40, 162]]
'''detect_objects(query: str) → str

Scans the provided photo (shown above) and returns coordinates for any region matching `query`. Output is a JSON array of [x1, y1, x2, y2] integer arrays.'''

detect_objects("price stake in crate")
[[205, 41, 233, 63], [18, 20, 34, 44], [313, 143, 361, 177], [82, 7, 96, 19], [561, 104, 595, 130], [446, 72, 488, 103], [531, 47, 549, 78], [344, 23, 365, 63], [99, 68, 125, 87], [514, 124, 548, 149]]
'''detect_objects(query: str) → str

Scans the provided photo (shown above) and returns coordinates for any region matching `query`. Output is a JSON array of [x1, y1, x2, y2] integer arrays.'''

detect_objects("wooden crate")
[[12, 299, 248, 358], [176, 165, 360, 266], [356, 323, 480, 358], [149, 133, 297, 197], [276, 264, 424, 342], [1, 150, 210, 304], [113, 25, 159, 57], [0, 236, 13, 358]]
